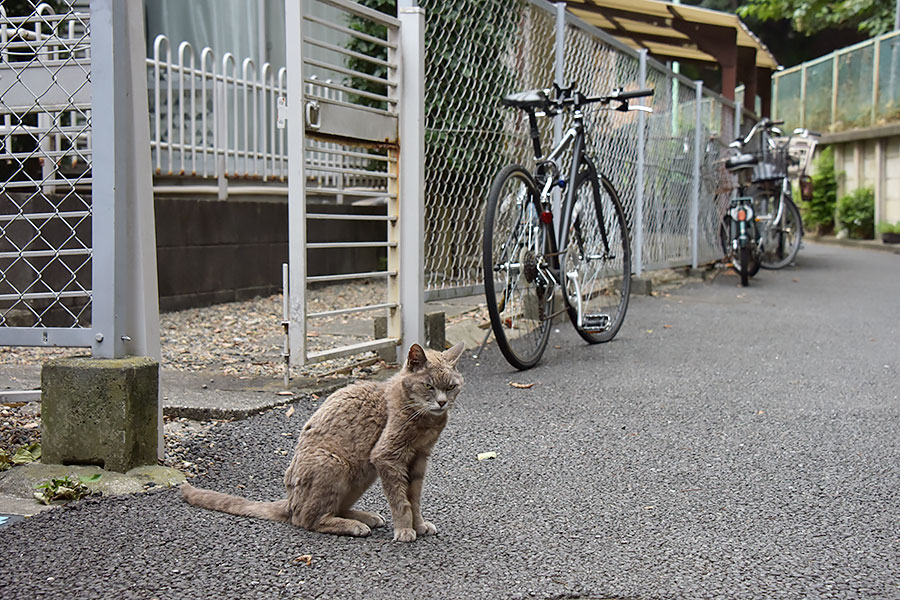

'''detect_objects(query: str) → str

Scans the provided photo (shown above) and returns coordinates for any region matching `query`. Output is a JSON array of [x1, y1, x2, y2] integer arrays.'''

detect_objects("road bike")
[[482, 83, 652, 370]]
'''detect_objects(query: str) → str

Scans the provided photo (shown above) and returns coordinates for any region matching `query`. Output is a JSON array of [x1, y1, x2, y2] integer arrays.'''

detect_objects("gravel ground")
[[1, 242, 898, 599], [0, 281, 389, 378]]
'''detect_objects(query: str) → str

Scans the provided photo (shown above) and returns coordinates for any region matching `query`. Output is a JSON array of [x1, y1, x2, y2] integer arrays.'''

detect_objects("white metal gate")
[[283, 0, 423, 367]]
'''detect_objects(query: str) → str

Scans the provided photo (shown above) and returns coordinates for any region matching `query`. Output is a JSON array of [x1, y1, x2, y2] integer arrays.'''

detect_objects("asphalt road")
[[2, 241, 898, 600]]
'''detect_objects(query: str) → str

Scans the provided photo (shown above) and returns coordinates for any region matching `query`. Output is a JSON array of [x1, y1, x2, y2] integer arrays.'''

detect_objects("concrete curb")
[[807, 235, 900, 255]]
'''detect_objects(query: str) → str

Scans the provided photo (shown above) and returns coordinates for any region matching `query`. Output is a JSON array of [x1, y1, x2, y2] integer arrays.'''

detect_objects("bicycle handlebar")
[[556, 83, 654, 109]]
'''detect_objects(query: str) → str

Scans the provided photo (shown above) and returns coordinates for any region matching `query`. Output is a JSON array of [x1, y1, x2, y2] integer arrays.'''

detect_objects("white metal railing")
[[148, 35, 286, 183], [7, 27, 386, 199]]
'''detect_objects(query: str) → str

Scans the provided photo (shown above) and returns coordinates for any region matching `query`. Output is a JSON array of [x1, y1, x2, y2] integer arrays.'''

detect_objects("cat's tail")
[[180, 483, 291, 523]]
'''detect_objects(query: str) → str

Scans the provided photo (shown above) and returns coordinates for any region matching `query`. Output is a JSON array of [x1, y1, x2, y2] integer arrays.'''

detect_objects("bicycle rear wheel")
[[562, 168, 631, 344], [483, 165, 554, 370], [760, 194, 802, 269]]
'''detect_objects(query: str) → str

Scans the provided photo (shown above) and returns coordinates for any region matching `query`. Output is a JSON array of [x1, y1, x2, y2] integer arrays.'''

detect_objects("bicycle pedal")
[[582, 313, 610, 332]]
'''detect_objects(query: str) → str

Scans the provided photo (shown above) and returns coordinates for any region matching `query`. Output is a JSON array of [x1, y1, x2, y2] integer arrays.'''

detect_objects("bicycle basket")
[[751, 143, 788, 182]]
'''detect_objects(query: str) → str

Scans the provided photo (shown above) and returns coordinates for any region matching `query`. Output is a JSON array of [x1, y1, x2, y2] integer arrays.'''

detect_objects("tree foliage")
[[738, 0, 895, 36]]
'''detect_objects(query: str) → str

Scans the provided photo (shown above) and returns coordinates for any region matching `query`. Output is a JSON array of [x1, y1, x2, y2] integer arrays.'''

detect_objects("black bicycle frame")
[[526, 110, 612, 262]]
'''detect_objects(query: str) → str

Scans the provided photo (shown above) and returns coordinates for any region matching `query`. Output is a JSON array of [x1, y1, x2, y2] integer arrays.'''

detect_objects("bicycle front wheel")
[[483, 165, 554, 370], [562, 168, 631, 344], [760, 194, 802, 269]]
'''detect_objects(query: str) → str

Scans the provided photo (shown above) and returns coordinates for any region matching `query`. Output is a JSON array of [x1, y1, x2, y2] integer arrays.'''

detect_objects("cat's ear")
[[442, 341, 465, 367], [406, 343, 428, 371]]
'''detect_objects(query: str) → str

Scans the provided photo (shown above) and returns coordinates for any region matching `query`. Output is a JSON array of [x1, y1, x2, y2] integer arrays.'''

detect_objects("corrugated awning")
[[567, 0, 780, 71]]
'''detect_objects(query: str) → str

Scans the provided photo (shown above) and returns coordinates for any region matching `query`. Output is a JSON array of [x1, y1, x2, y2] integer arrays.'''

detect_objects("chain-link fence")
[[773, 30, 900, 133], [0, 1, 92, 331], [418, 0, 746, 299]]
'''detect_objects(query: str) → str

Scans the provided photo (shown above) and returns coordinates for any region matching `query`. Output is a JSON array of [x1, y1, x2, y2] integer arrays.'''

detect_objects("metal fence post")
[[89, 0, 162, 455], [635, 49, 647, 277], [553, 2, 566, 232], [90, 0, 159, 362], [284, 0, 307, 366], [398, 6, 425, 362], [691, 80, 703, 269]]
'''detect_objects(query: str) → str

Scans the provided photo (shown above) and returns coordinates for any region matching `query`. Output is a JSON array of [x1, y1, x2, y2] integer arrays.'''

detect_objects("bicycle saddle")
[[725, 153, 758, 171], [501, 89, 551, 109]]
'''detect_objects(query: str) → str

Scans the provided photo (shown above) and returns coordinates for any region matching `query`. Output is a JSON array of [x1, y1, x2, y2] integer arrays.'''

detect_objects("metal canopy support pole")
[[285, 0, 308, 366], [635, 49, 647, 277], [691, 80, 703, 269], [89, 0, 162, 456], [553, 2, 566, 235], [398, 6, 425, 363]]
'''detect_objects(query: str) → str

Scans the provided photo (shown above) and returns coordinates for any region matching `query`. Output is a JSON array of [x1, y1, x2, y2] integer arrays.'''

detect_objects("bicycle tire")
[[739, 245, 750, 287], [760, 194, 802, 270], [561, 168, 631, 344], [731, 220, 761, 280], [483, 164, 554, 370]]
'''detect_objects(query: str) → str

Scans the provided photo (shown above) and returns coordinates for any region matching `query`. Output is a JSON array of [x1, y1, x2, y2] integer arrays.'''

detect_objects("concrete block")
[[41, 356, 159, 473], [631, 277, 653, 295], [373, 316, 394, 362], [374, 311, 447, 361], [424, 311, 446, 350]]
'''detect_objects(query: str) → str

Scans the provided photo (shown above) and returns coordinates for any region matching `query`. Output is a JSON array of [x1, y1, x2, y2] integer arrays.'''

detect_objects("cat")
[[181, 341, 465, 542]]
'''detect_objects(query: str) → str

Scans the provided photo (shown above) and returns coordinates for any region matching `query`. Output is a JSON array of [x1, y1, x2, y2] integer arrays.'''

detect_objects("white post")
[[89, 0, 162, 455], [284, 0, 307, 366], [635, 49, 647, 277], [397, 6, 425, 362], [691, 80, 703, 269]]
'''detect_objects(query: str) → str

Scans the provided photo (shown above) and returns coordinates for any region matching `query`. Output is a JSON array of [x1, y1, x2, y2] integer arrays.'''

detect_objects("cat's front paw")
[[393, 527, 417, 543], [415, 521, 437, 536]]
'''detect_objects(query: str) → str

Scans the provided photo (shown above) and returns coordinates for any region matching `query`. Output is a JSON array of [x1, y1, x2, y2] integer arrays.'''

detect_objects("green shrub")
[[877, 220, 900, 234], [836, 187, 875, 239], [800, 146, 837, 234]]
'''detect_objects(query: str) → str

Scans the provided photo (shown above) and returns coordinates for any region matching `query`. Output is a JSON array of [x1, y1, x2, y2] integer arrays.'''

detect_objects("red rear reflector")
[[736, 209, 747, 221], [540, 211, 553, 224]]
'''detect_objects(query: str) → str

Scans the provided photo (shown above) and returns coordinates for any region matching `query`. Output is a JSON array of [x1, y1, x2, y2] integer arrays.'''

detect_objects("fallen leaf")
[[477, 452, 497, 461], [509, 382, 534, 389], [285, 406, 295, 418], [294, 555, 313, 566], [663, 324, 672, 329], [645, 329, 654, 334]]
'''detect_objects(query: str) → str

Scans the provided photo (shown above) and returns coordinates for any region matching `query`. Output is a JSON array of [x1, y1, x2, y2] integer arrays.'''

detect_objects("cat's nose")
[[436, 394, 448, 407]]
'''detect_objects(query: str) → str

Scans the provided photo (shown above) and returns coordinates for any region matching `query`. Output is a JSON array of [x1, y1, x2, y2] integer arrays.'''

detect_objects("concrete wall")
[[155, 196, 387, 311], [823, 125, 900, 227]]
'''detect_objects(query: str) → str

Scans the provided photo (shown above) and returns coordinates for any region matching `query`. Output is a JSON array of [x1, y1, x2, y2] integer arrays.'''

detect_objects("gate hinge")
[[277, 97, 288, 129]]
